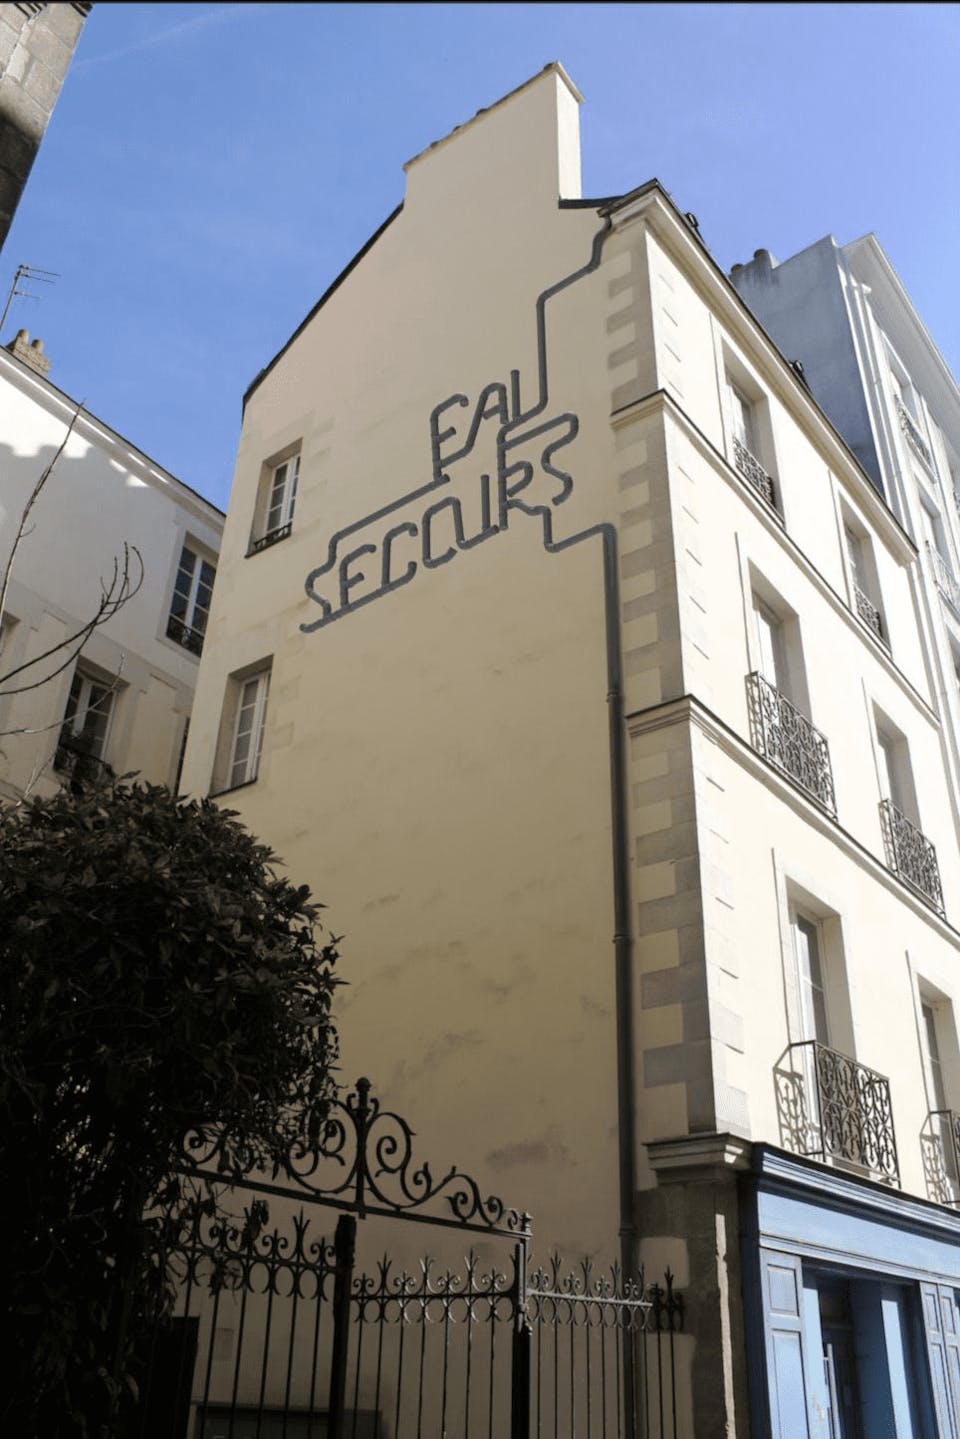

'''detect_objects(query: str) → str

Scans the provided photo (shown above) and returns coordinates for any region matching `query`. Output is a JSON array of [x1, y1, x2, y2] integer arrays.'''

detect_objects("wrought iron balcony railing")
[[895, 397, 932, 468], [853, 584, 886, 644], [775, 1041, 900, 1185], [879, 798, 945, 916], [166, 614, 205, 656], [732, 436, 776, 508], [249, 521, 292, 556], [924, 1110, 960, 1208], [746, 672, 836, 816], [926, 542, 960, 613], [53, 733, 113, 790]]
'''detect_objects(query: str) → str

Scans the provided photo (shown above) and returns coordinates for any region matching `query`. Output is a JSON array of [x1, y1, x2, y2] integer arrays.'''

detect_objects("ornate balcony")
[[879, 799, 945, 916], [166, 614, 205, 656], [926, 542, 960, 613], [746, 672, 836, 816], [853, 584, 886, 644], [895, 397, 932, 468], [53, 733, 113, 791], [775, 1041, 900, 1186], [923, 1110, 960, 1208], [732, 436, 776, 508], [249, 522, 292, 556]]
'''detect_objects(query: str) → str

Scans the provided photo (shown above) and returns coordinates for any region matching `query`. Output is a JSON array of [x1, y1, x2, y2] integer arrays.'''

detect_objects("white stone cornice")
[[646, 1132, 752, 1182]]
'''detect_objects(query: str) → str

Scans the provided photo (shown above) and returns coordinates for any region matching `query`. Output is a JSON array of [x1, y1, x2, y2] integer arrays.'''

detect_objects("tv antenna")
[[0, 262, 59, 334]]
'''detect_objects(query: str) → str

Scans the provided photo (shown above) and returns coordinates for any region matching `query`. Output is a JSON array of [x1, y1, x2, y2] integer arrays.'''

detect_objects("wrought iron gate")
[[136, 1079, 682, 1438]]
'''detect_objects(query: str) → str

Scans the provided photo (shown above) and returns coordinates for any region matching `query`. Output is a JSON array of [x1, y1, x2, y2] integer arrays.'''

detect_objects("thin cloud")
[[75, 4, 274, 70]]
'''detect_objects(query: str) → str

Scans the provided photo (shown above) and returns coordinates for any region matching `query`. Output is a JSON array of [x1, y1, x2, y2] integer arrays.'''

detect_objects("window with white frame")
[[250, 452, 300, 554], [923, 1000, 949, 1113], [843, 521, 885, 643], [228, 668, 270, 789], [753, 596, 789, 694], [793, 913, 830, 1047], [54, 667, 115, 783], [723, 359, 776, 508], [874, 710, 944, 914], [167, 543, 216, 656], [920, 993, 960, 1202]]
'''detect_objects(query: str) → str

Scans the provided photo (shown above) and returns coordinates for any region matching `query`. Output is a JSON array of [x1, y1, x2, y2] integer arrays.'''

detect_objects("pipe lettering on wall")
[[300, 380, 578, 633], [299, 225, 616, 635]]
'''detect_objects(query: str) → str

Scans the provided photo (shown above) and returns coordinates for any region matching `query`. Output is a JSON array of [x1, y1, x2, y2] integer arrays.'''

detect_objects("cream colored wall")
[[0, 355, 222, 799], [184, 67, 639, 1255], [184, 64, 960, 1277]]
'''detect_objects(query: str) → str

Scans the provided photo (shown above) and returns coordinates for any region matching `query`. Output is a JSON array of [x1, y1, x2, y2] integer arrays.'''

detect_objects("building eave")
[[607, 183, 916, 560], [0, 346, 225, 529]]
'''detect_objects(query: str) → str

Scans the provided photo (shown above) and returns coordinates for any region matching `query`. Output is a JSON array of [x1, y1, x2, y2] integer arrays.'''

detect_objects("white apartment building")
[[180, 66, 960, 1437], [0, 330, 223, 801]]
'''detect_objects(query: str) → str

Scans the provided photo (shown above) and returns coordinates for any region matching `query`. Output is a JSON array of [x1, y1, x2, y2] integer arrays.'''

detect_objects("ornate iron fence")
[[774, 1042, 899, 1186], [249, 522, 293, 556], [53, 732, 113, 788], [879, 799, 945, 916], [166, 614, 206, 655], [132, 1080, 682, 1439], [853, 584, 885, 643], [922, 1110, 960, 1208], [746, 672, 836, 815], [926, 542, 960, 614], [732, 436, 776, 508], [895, 397, 932, 468]]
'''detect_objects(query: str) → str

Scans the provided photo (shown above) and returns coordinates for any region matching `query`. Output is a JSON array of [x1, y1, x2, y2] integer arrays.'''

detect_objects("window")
[[54, 667, 114, 786], [167, 544, 216, 655], [875, 712, 944, 914], [921, 994, 960, 1205], [250, 452, 300, 555], [747, 585, 833, 810], [889, 353, 933, 467], [923, 1001, 948, 1112], [723, 357, 777, 509], [920, 500, 960, 609], [794, 914, 829, 1046], [754, 597, 789, 695], [843, 522, 885, 643], [228, 669, 270, 789]]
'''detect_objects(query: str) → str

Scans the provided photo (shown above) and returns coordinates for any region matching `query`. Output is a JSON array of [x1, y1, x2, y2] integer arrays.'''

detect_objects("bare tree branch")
[[0, 543, 143, 696], [0, 405, 83, 632]]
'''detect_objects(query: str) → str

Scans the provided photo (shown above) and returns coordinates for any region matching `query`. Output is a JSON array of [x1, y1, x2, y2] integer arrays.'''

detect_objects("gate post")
[[327, 1212, 357, 1439], [510, 1238, 531, 1439]]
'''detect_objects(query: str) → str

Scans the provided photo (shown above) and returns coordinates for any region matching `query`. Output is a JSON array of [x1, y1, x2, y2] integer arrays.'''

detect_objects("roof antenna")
[[1, 263, 59, 334]]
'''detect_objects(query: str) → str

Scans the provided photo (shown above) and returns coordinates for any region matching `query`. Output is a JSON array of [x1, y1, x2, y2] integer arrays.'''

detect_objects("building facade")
[[0, 1, 90, 252], [0, 331, 223, 802], [182, 66, 960, 1437]]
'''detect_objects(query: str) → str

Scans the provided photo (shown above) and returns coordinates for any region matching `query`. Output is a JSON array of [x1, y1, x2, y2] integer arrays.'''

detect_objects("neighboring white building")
[[0, 330, 223, 801], [179, 66, 960, 1438], [731, 238, 960, 862]]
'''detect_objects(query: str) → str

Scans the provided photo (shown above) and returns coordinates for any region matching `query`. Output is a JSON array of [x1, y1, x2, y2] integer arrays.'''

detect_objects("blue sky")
[[3, 2, 958, 511]]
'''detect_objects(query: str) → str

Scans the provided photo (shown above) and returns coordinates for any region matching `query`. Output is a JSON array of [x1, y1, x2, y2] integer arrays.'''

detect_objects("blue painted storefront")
[[741, 1147, 960, 1437]]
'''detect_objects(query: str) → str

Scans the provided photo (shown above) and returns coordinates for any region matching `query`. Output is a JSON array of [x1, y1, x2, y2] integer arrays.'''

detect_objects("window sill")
[[247, 524, 292, 557], [209, 776, 259, 799]]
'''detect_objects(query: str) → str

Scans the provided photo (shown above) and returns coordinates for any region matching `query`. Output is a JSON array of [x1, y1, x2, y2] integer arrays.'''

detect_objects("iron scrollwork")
[[732, 436, 776, 508], [879, 798, 945, 916], [180, 1077, 531, 1238], [853, 584, 885, 643], [746, 672, 837, 816], [779, 1041, 900, 1186]]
